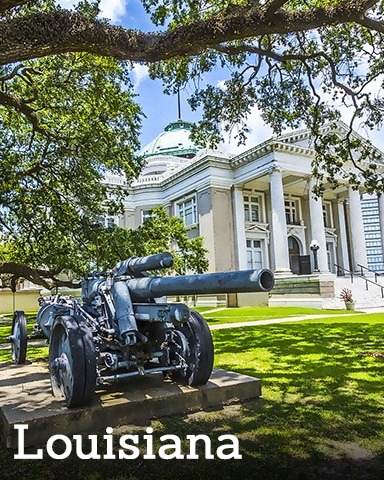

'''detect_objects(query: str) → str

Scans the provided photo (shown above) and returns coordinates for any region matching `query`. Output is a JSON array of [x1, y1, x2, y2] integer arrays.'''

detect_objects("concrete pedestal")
[[0, 360, 261, 449]]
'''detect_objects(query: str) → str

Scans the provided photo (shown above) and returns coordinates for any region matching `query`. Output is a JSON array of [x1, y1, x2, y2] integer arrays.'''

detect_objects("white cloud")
[[132, 64, 149, 90], [58, 0, 127, 23], [222, 105, 274, 155], [99, 0, 127, 23], [58, 0, 77, 9]]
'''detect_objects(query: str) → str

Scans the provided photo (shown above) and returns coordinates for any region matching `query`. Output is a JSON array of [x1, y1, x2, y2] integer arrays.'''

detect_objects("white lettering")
[[118, 435, 140, 459], [216, 435, 242, 459], [158, 435, 184, 459], [186, 434, 214, 460], [14, 424, 43, 460], [103, 427, 116, 459], [143, 427, 156, 459], [13, 424, 242, 461], [46, 434, 72, 460], [73, 435, 101, 460]]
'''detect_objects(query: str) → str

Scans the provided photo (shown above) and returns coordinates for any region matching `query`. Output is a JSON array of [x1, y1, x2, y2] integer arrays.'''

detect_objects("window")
[[177, 196, 197, 227], [367, 248, 383, 255], [246, 239, 263, 270], [106, 216, 116, 229], [364, 225, 380, 232], [370, 264, 384, 271], [141, 209, 154, 222], [361, 201, 378, 209], [285, 199, 299, 225], [244, 195, 260, 222], [363, 217, 380, 224], [93, 215, 118, 229], [362, 208, 379, 216], [370, 256, 383, 263], [366, 241, 382, 247], [322, 202, 333, 228]]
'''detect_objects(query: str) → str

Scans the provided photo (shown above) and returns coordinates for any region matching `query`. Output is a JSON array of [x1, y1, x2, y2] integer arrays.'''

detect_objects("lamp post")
[[310, 239, 320, 272]]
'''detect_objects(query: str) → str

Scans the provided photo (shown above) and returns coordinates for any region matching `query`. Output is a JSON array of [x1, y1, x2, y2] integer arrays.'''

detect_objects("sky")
[[58, 0, 275, 152], [59, 0, 383, 155]]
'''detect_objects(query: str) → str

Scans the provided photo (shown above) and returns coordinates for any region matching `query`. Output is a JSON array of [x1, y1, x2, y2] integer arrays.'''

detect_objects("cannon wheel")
[[174, 310, 214, 387], [11, 310, 28, 364], [49, 315, 96, 408]]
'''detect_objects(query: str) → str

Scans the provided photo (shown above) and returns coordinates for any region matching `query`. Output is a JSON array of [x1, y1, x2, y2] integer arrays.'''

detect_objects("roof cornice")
[[231, 139, 314, 167]]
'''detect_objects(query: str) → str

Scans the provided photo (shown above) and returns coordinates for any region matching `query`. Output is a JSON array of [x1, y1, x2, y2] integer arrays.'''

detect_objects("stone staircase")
[[333, 274, 384, 310], [269, 273, 384, 310]]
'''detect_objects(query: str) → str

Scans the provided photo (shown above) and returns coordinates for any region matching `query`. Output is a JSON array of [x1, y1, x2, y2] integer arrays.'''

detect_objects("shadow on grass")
[[2, 320, 384, 480], [210, 321, 384, 478]]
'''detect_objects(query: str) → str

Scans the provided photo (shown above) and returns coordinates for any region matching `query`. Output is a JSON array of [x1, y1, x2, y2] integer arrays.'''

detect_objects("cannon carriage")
[[8, 253, 274, 408]]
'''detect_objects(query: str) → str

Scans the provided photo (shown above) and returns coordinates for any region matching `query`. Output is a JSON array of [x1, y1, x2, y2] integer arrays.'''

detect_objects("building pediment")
[[245, 222, 270, 234]]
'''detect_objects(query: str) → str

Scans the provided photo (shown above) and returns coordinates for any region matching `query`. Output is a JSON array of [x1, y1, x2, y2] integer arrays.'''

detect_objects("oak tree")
[[94, 205, 209, 276], [1, 0, 384, 287]]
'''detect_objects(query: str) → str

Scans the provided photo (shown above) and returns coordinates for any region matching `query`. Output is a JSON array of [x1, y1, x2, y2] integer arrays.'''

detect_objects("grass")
[[201, 305, 356, 325], [210, 314, 384, 477], [0, 306, 353, 362], [1, 311, 384, 479], [0, 313, 47, 362]]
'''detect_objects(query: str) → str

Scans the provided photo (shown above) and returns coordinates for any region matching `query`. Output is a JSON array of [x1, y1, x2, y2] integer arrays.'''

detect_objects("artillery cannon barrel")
[[127, 269, 274, 300], [113, 252, 174, 276]]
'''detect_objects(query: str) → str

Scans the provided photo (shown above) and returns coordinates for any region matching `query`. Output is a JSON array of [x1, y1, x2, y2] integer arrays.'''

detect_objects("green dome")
[[140, 120, 202, 159]]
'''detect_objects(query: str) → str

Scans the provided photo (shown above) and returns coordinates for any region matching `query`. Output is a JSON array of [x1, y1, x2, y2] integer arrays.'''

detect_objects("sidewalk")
[[208, 311, 367, 330]]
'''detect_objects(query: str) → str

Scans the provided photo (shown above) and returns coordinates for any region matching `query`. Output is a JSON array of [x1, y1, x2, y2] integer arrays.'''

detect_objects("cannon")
[[8, 253, 274, 408]]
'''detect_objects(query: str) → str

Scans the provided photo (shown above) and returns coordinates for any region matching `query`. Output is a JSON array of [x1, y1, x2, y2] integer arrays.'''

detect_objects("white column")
[[348, 188, 368, 270], [232, 187, 248, 270], [337, 200, 350, 271], [269, 166, 291, 274], [308, 179, 329, 272]]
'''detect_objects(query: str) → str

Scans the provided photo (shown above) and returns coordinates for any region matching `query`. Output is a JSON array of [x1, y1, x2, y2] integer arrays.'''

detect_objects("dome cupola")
[[140, 120, 202, 160]]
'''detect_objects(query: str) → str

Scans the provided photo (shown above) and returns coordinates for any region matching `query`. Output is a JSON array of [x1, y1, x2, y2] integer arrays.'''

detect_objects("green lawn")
[[1, 312, 384, 479], [0, 314, 46, 362], [0, 306, 355, 362], [200, 305, 357, 325]]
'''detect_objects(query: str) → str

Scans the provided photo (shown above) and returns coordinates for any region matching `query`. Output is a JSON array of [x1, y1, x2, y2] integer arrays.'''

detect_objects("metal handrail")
[[335, 264, 384, 298], [357, 263, 384, 283]]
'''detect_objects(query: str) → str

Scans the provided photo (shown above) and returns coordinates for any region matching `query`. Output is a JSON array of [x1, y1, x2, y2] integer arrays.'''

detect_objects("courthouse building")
[[4, 119, 384, 313], [105, 119, 384, 307]]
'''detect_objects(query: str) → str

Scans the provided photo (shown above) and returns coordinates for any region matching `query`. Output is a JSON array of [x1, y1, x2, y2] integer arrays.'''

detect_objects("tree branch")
[[358, 15, 384, 33], [0, 64, 24, 82], [0, 0, 29, 13], [264, 0, 291, 17], [0, 261, 82, 290], [0, 262, 52, 290], [0, 90, 50, 137], [0, 2, 380, 65]]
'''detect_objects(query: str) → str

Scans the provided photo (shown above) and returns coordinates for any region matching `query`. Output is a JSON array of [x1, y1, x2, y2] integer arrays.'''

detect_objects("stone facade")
[[104, 120, 384, 307]]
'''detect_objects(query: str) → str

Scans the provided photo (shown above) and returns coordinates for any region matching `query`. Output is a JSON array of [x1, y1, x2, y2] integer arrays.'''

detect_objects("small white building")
[[106, 119, 384, 308]]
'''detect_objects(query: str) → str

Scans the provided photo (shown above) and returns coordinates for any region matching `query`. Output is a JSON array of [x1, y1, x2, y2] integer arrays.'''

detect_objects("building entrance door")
[[288, 236, 300, 274], [246, 239, 263, 270], [326, 242, 335, 273]]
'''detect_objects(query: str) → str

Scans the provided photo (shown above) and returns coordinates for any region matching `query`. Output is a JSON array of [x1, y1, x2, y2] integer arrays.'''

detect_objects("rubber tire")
[[49, 315, 96, 408], [175, 310, 214, 387], [11, 310, 28, 364]]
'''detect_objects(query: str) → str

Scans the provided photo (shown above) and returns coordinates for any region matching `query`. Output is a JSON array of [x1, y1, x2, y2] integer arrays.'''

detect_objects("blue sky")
[[59, 0, 383, 154], [59, 0, 274, 153]]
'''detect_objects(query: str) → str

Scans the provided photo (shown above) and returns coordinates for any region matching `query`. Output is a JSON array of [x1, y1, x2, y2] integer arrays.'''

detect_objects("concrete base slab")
[[0, 360, 261, 449]]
